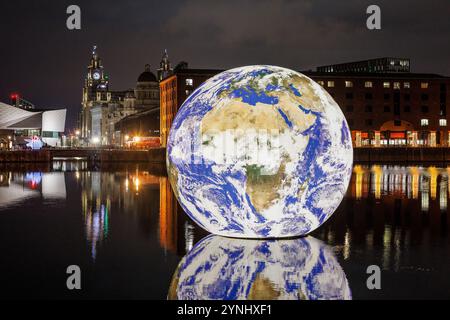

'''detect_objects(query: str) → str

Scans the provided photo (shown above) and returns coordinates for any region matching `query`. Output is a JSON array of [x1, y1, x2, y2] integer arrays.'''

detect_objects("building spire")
[[158, 49, 173, 81], [161, 49, 169, 66]]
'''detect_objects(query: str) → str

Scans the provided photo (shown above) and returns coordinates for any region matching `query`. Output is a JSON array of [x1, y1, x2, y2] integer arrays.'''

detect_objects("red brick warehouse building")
[[160, 67, 222, 147], [159, 58, 450, 147]]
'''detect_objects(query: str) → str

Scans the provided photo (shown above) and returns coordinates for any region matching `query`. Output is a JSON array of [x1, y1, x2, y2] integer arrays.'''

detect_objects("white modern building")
[[0, 101, 66, 147]]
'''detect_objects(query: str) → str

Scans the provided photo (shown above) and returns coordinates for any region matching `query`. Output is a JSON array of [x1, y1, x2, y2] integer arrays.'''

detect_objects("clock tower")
[[80, 45, 110, 141]]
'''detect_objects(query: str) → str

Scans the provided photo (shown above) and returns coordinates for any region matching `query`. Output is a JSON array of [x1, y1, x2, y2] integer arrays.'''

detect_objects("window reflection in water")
[[169, 235, 351, 300], [316, 164, 450, 275], [2, 162, 449, 299], [351, 165, 449, 212], [80, 171, 112, 261]]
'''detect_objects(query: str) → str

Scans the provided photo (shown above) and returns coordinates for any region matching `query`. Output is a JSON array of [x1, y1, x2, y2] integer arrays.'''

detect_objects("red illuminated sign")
[[390, 132, 405, 139]]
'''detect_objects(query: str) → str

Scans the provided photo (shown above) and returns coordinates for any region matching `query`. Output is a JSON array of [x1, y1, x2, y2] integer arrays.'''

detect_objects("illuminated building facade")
[[304, 70, 450, 147], [80, 46, 161, 146], [80, 45, 109, 142]]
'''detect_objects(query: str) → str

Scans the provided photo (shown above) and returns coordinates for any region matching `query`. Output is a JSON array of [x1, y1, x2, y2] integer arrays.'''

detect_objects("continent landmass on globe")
[[167, 65, 352, 238]]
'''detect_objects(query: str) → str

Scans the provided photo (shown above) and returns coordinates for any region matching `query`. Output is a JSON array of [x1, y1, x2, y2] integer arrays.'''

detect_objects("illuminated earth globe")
[[167, 65, 353, 238], [168, 235, 352, 300]]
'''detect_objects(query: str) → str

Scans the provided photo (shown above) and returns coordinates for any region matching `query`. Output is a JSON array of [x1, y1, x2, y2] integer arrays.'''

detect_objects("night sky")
[[1, 0, 449, 129]]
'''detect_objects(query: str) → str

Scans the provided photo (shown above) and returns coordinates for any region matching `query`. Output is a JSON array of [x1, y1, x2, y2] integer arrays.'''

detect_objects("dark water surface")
[[0, 162, 449, 299]]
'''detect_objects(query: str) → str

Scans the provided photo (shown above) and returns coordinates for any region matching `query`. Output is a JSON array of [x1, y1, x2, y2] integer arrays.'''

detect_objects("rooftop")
[[303, 71, 450, 79]]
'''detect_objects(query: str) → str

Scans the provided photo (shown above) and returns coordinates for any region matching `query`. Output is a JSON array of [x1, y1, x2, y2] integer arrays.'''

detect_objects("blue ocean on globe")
[[168, 235, 352, 300], [167, 65, 353, 238]]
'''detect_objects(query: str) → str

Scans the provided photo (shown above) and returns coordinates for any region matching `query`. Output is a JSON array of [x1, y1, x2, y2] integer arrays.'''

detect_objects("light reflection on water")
[[0, 162, 449, 299], [352, 164, 449, 212]]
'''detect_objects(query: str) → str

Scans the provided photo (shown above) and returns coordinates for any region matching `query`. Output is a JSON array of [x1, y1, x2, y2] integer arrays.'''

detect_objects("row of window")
[[340, 92, 427, 101], [318, 80, 429, 89], [347, 119, 447, 127]]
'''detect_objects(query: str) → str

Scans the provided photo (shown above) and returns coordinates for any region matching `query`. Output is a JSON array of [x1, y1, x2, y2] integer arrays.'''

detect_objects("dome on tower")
[[137, 64, 157, 82]]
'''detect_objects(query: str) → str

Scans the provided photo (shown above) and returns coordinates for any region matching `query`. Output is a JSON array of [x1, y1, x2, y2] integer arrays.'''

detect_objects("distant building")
[[317, 57, 411, 74], [113, 51, 175, 146], [135, 64, 160, 109], [158, 58, 450, 148], [304, 70, 450, 147], [159, 68, 222, 147]]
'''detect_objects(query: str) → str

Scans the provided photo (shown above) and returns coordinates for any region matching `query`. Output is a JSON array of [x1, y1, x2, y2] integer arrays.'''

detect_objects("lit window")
[[440, 119, 447, 126], [317, 81, 324, 86], [421, 119, 429, 126], [345, 81, 353, 88], [421, 82, 429, 89], [364, 81, 373, 88], [404, 82, 410, 89], [185, 78, 193, 86], [327, 81, 335, 88], [383, 82, 390, 88], [393, 82, 400, 89]]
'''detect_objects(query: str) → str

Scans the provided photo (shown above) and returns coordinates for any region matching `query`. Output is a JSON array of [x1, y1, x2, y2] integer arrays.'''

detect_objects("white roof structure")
[[0, 101, 66, 132]]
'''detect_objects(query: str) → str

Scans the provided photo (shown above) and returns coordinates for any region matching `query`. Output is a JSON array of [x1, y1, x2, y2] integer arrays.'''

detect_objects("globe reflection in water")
[[168, 235, 351, 300]]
